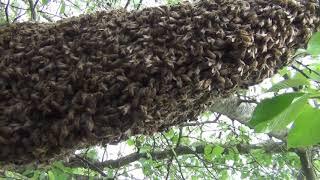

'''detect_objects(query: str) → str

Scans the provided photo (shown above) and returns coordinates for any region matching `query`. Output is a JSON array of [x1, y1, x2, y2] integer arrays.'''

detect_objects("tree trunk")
[[0, 0, 319, 165]]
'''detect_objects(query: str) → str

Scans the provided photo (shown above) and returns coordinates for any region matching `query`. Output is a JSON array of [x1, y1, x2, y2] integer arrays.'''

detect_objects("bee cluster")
[[0, 0, 319, 165]]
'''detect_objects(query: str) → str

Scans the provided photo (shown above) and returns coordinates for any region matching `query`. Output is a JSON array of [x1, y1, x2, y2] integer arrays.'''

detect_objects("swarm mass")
[[0, 0, 319, 165]]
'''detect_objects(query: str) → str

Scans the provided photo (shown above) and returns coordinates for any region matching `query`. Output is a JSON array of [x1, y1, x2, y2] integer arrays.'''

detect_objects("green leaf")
[[142, 160, 152, 175], [70, 167, 97, 176], [172, 133, 179, 144], [60, 0, 66, 14], [278, 67, 291, 77], [180, 137, 191, 145], [266, 94, 310, 132], [268, 78, 309, 92], [165, 129, 174, 139], [23, 170, 41, 179], [241, 171, 250, 179], [220, 170, 229, 180], [30, 171, 41, 180], [249, 92, 305, 131], [48, 168, 69, 180], [297, 65, 320, 82], [294, 48, 308, 56], [140, 146, 151, 153], [127, 139, 135, 146], [192, 176, 199, 180], [39, 172, 48, 180], [107, 169, 113, 177], [204, 144, 214, 160], [86, 149, 98, 160], [315, 160, 320, 171], [53, 161, 74, 174], [4, 171, 28, 179], [133, 0, 141, 9], [307, 32, 320, 56], [48, 171, 55, 180], [41, 0, 49, 5], [166, 0, 180, 5], [204, 144, 213, 156], [287, 105, 320, 148], [212, 146, 224, 156]]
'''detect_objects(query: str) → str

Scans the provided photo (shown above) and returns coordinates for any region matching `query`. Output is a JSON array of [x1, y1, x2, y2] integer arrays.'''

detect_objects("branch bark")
[[74, 154, 107, 177], [27, 0, 37, 21], [66, 141, 287, 169], [5, 0, 10, 24], [208, 96, 287, 140], [296, 148, 316, 180]]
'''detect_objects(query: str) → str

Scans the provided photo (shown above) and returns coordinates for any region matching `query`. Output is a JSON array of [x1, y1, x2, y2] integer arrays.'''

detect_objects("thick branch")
[[74, 154, 107, 177], [296, 148, 316, 180], [66, 142, 286, 169], [208, 96, 287, 140]]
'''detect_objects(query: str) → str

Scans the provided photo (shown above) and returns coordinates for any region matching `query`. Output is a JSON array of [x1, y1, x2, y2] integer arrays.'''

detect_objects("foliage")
[[250, 32, 320, 148], [307, 32, 320, 57]]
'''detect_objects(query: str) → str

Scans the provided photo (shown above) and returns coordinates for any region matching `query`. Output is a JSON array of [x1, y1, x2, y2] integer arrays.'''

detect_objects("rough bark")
[[296, 148, 316, 180], [0, 0, 319, 165], [209, 96, 287, 140], [66, 142, 287, 169]]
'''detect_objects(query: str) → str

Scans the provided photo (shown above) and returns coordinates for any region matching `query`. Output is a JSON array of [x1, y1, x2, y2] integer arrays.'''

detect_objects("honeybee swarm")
[[0, 0, 319, 165]]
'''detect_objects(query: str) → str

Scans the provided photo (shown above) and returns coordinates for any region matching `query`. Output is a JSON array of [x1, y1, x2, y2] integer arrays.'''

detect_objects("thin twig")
[[1, 1, 27, 10], [38, 11, 53, 22], [165, 157, 173, 180], [291, 65, 320, 83], [12, 9, 26, 23], [181, 120, 218, 127], [116, 167, 141, 178], [101, 146, 107, 163], [112, 166, 120, 179], [239, 99, 258, 104], [38, 10, 63, 19], [65, 0, 82, 11], [136, 0, 143, 10], [33, 0, 39, 9], [124, 0, 130, 9], [27, 0, 37, 21], [161, 132, 186, 180], [248, 152, 269, 174], [5, 0, 10, 24], [192, 152, 218, 179], [295, 60, 320, 78]]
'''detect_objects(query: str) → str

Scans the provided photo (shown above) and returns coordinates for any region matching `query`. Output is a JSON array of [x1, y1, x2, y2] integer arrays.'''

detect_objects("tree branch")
[[74, 154, 107, 177], [161, 131, 186, 180], [291, 65, 320, 83], [180, 120, 217, 127], [296, 148, 316, 180], [295, 60, 320, 78], [191, 150, 218, 179], [27, 0, 37, 21], [136, 0, 143, 10], [66, 142, 287, 169], [208, 96, 287, 140], [124, 0, 130, 9], [5, 0, 10, 24]]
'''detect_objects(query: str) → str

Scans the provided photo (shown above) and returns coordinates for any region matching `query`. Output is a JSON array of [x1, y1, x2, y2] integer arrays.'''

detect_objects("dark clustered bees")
[[0, 0, 319, 166]]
